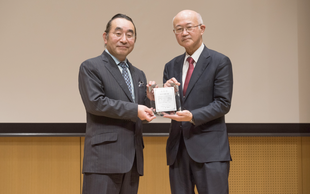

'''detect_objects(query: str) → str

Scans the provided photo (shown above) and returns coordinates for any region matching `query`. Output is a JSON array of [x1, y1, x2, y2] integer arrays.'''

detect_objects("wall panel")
[[0, 136, 308, 193], [0, 137, 81, 194]]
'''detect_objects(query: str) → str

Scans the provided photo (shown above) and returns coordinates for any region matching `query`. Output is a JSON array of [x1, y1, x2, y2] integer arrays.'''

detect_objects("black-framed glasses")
[[173, 24, 202, 34]]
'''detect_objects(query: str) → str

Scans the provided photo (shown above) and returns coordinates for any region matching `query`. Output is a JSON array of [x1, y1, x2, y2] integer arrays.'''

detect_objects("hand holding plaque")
[[148, 82, 182, 116]]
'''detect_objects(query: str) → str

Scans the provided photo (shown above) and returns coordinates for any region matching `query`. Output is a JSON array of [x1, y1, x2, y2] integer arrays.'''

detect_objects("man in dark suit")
[[163, 10, 233, 194], [78, 14, 156, 194]]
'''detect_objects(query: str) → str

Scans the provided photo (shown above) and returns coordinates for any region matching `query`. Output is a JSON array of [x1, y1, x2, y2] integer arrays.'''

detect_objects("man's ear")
[[103, 32, 108, 44], [200, 24, 206, 35]]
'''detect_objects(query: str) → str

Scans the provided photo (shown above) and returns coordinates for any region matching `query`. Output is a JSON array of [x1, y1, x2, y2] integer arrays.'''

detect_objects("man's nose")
[[181, 28, 189, 35], [120, 34, 128, 43]]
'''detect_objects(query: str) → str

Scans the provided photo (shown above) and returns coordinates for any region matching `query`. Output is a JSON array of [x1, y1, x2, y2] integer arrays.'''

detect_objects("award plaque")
[[149, 83, 182, 116]]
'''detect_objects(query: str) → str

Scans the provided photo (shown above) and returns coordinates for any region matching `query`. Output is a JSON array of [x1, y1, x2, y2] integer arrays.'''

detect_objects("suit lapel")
[[128, 61, 139, 103], [175, 54, 185, 96], [184, 46, 210, 102], [102, 52, 134, 102]]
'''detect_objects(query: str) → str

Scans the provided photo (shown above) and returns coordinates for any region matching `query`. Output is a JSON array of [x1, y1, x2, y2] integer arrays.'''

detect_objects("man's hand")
[[146, 81, 157, 101], [138, 105, 156, 122], [163, 110, 193, 122], [164, 77, 180, 88]]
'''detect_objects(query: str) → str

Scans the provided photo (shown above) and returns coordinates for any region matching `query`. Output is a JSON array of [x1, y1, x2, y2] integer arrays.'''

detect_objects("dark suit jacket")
[[78, 51, 148, 176], [163, 45, 233, 165]]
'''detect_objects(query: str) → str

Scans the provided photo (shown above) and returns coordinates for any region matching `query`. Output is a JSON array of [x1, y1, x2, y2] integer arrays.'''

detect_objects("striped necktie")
[[119, 62, 133, 98]]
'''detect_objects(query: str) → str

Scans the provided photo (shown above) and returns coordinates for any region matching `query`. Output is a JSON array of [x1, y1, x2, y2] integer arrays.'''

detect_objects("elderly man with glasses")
[[163, 10, 233, 194]]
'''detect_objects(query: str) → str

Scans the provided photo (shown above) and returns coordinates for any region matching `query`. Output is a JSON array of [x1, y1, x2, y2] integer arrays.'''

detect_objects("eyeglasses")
[[173, 24, 202, 34], [112, 31, 135, 40]]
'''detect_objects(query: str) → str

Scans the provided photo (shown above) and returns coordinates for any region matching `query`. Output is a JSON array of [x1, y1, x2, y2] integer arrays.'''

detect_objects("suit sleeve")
[[78, 61, 138, 122], [192, 56, 233, 126], [163, 63, 171, 85]]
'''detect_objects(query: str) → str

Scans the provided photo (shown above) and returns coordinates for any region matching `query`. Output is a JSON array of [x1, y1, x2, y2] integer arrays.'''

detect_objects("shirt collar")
[[105, 49, 128, 67], [185, 43, 204, 63]]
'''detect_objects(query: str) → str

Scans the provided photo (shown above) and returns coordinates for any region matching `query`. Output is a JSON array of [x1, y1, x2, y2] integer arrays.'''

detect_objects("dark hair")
[[105, 13, 137, 41]]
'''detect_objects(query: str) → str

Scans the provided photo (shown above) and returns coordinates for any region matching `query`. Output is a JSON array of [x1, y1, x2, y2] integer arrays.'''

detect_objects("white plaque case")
[[148, 83, 182, 116]]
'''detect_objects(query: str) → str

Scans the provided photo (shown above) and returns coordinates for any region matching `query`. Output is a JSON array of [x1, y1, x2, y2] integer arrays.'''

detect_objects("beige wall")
[[298, 0, 310, 123], [0, 0, 309, 123]]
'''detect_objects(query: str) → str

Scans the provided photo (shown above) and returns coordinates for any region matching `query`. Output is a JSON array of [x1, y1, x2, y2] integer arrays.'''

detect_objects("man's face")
[[173, 11, 205, 54], [103, 18, 136, 61]]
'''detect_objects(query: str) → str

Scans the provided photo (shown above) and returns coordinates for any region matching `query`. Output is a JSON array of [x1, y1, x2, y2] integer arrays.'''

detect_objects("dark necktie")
[[183, 57, 194, 96], [119, 62, 133, 98]]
